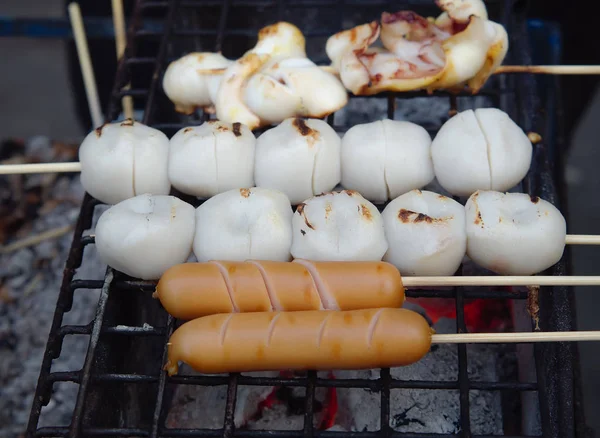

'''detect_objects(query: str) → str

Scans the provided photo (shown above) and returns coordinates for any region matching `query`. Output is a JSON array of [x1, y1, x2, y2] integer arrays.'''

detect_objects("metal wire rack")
[[25, 0, 584, 437]]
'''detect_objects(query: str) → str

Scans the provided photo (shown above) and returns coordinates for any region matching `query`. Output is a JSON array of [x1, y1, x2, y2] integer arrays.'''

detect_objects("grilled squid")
[[290, 190, 388, 262], [168, 121, 256, 199], [193, 187, 293, 262], [79, 119, 170, 205], [254, 118, 341, 204], [465, 190, 566, 275], [382, 190, 466, 276], [341, 119, 434, 202], [431, 108, 532, 196], [95, 194, 196, 280], [326, 0, 508, 94], [164, 22, 347, 128]]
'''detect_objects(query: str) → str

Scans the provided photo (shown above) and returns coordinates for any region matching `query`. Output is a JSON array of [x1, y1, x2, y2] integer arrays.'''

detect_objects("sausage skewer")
[[155, 260, 405, 320], [165, 308, 600, 375], [155, 260, 600, 321]]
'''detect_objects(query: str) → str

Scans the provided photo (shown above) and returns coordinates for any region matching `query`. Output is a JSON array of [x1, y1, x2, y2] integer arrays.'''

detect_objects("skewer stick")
[[564, 234, 600, 245], [68, 3, 103, 128], [111, 0, 135, 120], [495, 65, 600, 75], [0, 162, 82, 175], [432, 331, 600, 344], [403, 275, 600, 287]]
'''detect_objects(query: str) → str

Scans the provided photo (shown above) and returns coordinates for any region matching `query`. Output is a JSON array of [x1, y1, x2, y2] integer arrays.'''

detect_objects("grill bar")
[[68, 271, 113, 438], [24, 0, 583, 437]]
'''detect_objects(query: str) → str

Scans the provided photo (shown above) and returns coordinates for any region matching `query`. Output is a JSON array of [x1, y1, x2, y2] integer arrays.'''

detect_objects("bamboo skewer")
[[403, 275, 600, 287], [431, 331, 600, 344], [68, 3, 103, 128], [0, 162, 82, 175], [495, 65, 600, 75], [111, 0, 135, 120]]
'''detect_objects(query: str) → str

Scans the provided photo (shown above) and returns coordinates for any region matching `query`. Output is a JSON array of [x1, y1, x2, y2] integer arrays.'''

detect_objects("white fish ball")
[[465, 190, 566, 275], [95, 194, 196, 280], [254, 118, 341, 204], [341, 119, 434, 202], [168, 121, 256, 198], [291, 190, 388, 261], [382, 190, 467, 276], [431, 108, 532, 196], [194, 187, 293, 262], [79, 120, 170, 205]]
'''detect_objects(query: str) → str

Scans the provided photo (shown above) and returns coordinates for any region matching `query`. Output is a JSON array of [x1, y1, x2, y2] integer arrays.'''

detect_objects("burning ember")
[[407, 290, 515, 332]]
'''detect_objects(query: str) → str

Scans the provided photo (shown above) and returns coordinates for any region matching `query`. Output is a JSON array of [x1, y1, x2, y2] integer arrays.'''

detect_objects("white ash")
[[324, 318, 504, 434], [166, 368, 331, 430], [0, 171, 106, 435]]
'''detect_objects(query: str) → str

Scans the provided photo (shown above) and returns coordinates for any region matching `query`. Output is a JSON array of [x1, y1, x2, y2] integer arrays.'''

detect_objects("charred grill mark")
[[530, 195, 540, 204], [292, 118, 313, 136], [398, 209, 415, 223], [301, 229, 306, 236], [120, 118, 135, 127], [232, 122, 242, 137], [398, 208, 444, 224], [413, 213, 432, 223], [240, 188, 251, 198], [183, 127, 193, 133], [474, 211, 483, 226], [296, 203, 315, 230], [360, 204, 373, 221]]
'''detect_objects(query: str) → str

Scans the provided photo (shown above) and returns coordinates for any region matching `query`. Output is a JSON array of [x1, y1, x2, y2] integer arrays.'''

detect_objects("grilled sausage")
[[165, 308, 432, 375], [155, 260, 404, 320]]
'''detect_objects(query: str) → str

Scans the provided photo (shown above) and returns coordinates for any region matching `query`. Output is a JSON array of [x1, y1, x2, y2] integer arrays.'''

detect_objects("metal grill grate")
[[25, 0, 582, 437]]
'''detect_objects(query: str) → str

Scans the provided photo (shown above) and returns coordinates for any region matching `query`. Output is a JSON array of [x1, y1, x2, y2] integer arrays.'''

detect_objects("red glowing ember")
[[318, 373, 338, 430], [407, 287, 514, 332]]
